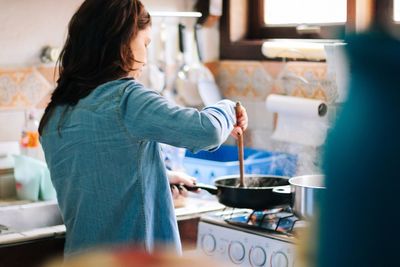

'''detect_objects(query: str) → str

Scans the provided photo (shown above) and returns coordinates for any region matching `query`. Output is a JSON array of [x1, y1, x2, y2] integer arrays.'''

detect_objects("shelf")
[[149, 11, 202, 18]]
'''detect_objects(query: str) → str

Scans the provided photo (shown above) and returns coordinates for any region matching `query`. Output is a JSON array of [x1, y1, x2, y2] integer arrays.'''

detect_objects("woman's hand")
[[230, 104, 248, 139], [167, 170, 199, 199]]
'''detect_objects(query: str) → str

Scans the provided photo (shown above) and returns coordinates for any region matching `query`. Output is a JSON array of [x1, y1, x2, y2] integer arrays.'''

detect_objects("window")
[[247, 0, 353, 40], [394, 0, 400, 21], [220, 0, 396, 60], [264, 0, 347, 25]]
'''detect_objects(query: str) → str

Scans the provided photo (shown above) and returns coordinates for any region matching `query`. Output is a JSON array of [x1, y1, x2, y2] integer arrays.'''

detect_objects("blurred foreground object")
[[317, 31, 400, 266], [44, 248, 227, 267]]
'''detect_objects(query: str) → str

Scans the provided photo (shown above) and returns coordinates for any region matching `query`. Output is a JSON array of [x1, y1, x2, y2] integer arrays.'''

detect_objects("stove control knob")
[[249, 246, 267, 267], [270, 251, 289, 267], [228, 241, 246, 264], [201, 234, 216, 255]]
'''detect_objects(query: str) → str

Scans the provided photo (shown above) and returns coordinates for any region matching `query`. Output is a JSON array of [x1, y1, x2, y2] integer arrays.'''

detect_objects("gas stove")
[[197, 208, 305, 267]]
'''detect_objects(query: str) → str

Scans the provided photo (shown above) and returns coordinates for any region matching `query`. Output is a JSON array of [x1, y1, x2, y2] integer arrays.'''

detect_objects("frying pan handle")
[[272, 185, 291, 194], [171, 183, 218, 195]]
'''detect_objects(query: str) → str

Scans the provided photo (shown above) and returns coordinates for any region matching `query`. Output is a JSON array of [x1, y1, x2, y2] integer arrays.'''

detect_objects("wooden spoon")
[[235, 102, 245, 188]]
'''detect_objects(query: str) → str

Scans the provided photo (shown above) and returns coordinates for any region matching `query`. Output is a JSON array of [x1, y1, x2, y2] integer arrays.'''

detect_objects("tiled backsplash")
[[213, 60, 337, 104], [0, 67, 53, 109], [0, 67, 53, 141], [0, 60, 338, 175], [212, 60, 336, 175], [216, 61, 274, 100]]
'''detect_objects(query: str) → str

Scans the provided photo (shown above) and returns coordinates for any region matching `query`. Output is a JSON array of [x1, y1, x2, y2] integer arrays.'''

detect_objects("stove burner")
[[223, 207, 301, 235]]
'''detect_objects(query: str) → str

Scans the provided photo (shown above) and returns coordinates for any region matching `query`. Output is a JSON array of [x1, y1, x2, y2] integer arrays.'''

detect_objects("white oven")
[[196, 209, 299, 267]]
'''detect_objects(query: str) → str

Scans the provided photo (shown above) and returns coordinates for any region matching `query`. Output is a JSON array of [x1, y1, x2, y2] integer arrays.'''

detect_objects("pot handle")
[[272, 185, 291, 194], [171, 183, 218, 195]]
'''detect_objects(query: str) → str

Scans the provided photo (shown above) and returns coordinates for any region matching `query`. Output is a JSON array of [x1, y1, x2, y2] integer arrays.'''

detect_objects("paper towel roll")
[[266, 94, 328, 147]]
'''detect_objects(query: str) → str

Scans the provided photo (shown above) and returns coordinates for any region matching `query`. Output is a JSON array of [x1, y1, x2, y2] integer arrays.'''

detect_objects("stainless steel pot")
[[273, 174, 325, 220], [290, 175, 325, 219]]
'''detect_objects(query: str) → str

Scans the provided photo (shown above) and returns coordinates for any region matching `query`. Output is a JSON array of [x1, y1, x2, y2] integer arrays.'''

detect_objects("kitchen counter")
[[0, 197, 225, 245], [0, 197, 224, 266], [175, 196, 225, 221], [0, 198, 31, 207]]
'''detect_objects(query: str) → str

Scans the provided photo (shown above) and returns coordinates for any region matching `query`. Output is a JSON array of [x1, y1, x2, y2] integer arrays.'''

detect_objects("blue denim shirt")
[[40, 78, 236, 256]]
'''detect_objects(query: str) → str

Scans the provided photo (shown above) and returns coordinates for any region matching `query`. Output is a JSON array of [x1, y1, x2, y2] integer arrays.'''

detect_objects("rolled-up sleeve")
[[119, 81, 236, 153]]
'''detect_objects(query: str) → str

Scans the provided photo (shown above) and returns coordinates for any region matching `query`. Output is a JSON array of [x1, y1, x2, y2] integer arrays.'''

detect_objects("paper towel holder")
[[266, 94, 330, 147], [318, 103, 328, 117]]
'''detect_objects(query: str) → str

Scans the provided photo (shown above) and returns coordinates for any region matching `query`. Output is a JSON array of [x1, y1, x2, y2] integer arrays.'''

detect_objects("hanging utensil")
[[157, 20, 168, 94], [174, 22, 203, 107], [141, 21, 166, 93], [193, 23, 222, 106]]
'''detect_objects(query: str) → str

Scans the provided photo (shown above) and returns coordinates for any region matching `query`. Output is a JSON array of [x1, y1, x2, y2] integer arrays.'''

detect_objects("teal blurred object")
[[317, 32, 400, 267], [13, 155, 56, 201]]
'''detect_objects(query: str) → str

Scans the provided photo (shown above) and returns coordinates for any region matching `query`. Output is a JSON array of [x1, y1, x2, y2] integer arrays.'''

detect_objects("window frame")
[[248, 0, 354, 39], [376, 0, 400, 30], [220, 0, 356, 60]]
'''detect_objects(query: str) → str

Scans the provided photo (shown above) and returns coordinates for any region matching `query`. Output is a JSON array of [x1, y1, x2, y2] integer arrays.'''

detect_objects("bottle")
[[20, 109, 41, 160]]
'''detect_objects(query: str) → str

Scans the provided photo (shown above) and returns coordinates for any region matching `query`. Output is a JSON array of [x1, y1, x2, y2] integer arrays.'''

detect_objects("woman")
[[39, 0, 247, 258]]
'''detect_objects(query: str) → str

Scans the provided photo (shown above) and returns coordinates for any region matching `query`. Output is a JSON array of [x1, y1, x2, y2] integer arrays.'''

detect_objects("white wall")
[[0, 0, 84, 66], [0, 0, 213, 67], [0, 0, 220, 142]]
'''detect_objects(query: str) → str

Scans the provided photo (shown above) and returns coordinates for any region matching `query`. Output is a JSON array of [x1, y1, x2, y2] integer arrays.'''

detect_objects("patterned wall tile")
[[216, 61, 273, 101], [276, 62, 338, 103], [213, 60, 338, 157], [37, 66, 58, 87], [214, 60, 337, 104], [0, 67, 52, 109], [0, 75, 17, 107], [284, 62, 327, 79], [260, 62, 286, 79]]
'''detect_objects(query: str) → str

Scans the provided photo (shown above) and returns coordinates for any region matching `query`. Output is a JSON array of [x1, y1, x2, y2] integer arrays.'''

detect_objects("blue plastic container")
[[183, 145, 297, 185]]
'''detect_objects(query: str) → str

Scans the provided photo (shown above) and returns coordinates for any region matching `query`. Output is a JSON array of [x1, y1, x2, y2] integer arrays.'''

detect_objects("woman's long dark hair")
[[39, 0, 151, 135]]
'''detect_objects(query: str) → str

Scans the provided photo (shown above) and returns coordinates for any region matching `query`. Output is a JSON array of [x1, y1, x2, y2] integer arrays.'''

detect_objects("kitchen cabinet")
[[0, 220, 200, 267], [178, 218, 200, 250], [0, 236, 64, 267]]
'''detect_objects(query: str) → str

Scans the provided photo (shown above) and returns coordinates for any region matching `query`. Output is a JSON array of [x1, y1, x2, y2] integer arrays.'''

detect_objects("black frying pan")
[[177, 174, 292, 210]]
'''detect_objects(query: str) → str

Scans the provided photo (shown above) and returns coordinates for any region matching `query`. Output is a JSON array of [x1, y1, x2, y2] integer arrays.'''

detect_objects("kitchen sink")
[[0, 201, 63, 233], [0, 201, 65, 267]]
